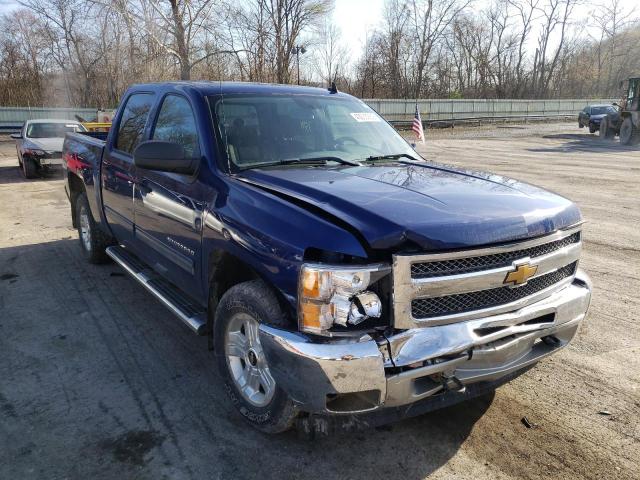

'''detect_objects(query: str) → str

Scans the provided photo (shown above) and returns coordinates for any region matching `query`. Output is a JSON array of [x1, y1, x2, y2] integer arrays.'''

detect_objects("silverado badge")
[[504, 261, 538, 286]]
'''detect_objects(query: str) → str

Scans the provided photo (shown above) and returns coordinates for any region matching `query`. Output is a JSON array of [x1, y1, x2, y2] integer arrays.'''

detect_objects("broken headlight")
[[298, 263, 391, 335]]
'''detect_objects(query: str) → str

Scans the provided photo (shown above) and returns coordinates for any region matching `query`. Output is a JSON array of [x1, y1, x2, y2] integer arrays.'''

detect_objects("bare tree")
[[410, 0, 471, 98], [507, 0, 538, 96], [590, 0, 638, 94], [312, 20, 349, 86], [531, 0, 579, 97], [103, 0, 222, 80], [3, 0, 640, 106]]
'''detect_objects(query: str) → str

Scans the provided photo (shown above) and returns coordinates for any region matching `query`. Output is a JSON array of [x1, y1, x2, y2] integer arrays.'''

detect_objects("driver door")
[[133, 94, 205, 295]]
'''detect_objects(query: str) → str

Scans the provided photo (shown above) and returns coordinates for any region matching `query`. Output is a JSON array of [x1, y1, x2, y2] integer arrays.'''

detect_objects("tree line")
[[0, 0, 638, 108]]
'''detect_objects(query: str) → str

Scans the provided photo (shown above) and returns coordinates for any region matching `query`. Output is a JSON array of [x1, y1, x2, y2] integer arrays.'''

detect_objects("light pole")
[[291, 45, 306, 85]]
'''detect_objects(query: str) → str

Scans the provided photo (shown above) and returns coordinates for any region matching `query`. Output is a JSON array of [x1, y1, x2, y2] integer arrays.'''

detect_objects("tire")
[[22, 157, 38, 179], [578, 122, 584, 129], [619, 117, 640, 145], [75, 193, 110, 264], [589, 124, 597, 134], [600, 117, 614, 140], [214, 279, 298, 433]]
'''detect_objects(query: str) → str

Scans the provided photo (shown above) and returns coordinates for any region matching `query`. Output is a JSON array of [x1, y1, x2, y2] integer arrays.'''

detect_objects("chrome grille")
[[411, 262, 577, 319], [392, 226, 582, 329], [411, 232, 580, 279]]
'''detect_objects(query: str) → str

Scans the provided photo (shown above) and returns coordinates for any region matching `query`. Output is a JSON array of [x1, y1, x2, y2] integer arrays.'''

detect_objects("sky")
[[332, 0, 386, 63]]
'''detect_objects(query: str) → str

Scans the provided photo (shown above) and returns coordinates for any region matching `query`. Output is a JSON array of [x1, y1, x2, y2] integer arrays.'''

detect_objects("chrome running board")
[[106, 245, 207, 335]]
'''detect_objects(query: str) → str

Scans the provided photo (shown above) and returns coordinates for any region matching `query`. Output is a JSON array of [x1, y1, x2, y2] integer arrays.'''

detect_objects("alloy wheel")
[[224, 312, 276, 407]]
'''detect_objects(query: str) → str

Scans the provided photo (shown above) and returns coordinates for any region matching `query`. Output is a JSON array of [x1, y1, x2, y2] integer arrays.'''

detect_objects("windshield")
[[26, 122, 85, 138], [210, 94, 416, 170], [591, 106, 616, 115]]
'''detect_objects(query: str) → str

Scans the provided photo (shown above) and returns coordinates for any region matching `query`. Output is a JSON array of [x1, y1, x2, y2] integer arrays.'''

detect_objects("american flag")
[[412, 103, 425, 143]]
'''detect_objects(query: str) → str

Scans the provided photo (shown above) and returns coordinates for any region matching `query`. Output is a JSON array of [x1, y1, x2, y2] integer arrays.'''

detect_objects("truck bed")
[[62, 131, 107, 225]]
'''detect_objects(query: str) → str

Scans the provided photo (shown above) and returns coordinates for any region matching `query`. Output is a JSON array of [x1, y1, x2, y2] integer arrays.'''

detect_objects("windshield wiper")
[[240, 156, 360, 170], [365, 153, 419, 162]]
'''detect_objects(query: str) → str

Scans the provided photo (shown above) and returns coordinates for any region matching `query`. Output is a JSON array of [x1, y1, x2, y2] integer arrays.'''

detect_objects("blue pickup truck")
[[62, 82, 592, 434]]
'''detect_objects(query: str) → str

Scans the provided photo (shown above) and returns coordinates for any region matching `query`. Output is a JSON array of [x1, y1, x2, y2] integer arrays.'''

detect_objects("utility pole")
[[291, 45, 306, 85]]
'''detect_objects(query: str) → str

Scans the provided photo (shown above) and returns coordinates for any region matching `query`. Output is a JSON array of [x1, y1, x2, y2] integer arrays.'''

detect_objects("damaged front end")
[[258, 225, 592, 430]]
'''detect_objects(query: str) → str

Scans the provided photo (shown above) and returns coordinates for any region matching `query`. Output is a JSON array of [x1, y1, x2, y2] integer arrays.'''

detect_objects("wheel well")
[[206, 251, 295, 344], [68, 174, 86, 228], [208, 251, 261, 304]]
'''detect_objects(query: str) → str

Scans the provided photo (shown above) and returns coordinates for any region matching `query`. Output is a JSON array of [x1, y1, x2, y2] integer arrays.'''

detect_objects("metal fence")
[[363, 98, 617, 124], [0, 106, 97, 131], [0, 99, 618, 131]]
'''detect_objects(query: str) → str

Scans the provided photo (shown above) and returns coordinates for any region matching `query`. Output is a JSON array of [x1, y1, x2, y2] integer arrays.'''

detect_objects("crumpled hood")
[[25, 137, 64, 152], [240, 162, 582, 251]]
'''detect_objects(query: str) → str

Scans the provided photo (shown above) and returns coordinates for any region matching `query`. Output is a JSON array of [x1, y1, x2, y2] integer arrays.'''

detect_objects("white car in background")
[[10, 119, 87, 178]]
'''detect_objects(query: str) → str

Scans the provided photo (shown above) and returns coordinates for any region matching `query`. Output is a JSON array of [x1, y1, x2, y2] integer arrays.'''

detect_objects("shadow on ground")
[[0, 164, 63, 185], [528, 133, 640, 153], [0, 239, 494, 479]]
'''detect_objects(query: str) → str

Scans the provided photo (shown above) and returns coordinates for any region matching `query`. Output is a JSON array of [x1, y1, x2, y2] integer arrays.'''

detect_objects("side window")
[[115, 93, 154, 154], [152, 95, 200, 158]]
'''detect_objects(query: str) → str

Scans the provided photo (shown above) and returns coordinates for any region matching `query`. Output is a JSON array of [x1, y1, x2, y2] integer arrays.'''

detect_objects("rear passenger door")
[[133, 94, 205, 295], [102, 92, 154, 244]]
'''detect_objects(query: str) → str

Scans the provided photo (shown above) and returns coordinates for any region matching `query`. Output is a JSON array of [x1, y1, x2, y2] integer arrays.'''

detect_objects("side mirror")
[[10, 133, 22, 139], [133, 141, 197, 175]]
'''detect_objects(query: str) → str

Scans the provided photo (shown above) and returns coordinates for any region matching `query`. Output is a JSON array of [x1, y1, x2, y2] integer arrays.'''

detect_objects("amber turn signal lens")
[[300, 301, 321, 329], [299, 301, 335, 332]]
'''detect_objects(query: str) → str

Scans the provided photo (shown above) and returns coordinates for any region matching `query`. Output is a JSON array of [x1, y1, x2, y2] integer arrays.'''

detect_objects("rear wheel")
[[75, 193, 110, 264], [619, 117, 639, 145], [214, 280, 297, 433]]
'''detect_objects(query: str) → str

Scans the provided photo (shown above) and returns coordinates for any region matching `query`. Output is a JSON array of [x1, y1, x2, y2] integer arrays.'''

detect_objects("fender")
[[201, 175, 369, 310]]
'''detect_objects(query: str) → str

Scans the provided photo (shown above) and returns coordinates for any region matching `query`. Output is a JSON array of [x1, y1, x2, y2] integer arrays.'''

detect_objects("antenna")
[[328, 81, 338, 94]]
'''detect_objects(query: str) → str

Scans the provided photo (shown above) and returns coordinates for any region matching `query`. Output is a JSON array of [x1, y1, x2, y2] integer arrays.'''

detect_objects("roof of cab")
[[128, 81, 349, 97]]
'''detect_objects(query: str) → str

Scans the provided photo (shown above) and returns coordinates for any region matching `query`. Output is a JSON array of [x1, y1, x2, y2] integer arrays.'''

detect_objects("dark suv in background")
[[578, 104, 618, 133]]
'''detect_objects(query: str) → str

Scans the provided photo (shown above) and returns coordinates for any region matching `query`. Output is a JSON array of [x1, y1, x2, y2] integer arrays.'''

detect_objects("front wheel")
[[22, 157, 38, 178], [589, 124, 597, 134], [600, 117, 614, 140], [619, 117, 640, 145], [214, 280, 297, 433]]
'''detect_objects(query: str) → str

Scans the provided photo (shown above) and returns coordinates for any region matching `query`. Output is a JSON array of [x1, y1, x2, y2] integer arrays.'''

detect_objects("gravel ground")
[[0, 123, 638, 479]]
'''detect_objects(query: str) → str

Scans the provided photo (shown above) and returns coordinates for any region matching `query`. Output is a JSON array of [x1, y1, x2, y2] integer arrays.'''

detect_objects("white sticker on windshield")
[[350, 112, 381, 122]]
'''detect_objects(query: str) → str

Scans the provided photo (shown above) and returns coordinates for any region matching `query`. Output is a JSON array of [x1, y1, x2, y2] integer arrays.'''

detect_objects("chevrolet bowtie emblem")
[[504, 261, 538, 286]]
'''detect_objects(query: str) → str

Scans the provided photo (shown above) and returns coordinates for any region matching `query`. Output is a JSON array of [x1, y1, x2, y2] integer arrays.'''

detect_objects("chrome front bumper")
[[259, 270, 592, 414]]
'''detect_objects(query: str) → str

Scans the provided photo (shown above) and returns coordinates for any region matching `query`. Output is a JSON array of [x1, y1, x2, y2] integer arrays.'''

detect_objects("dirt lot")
[[0, 123, 638, 479]]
